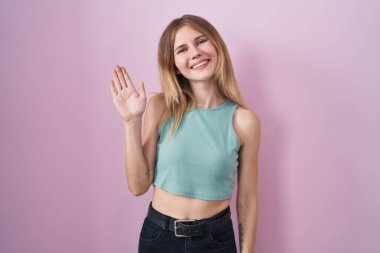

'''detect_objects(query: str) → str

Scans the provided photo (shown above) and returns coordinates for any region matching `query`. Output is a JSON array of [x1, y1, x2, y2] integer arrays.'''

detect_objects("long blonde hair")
[[158, 14, 246, 137]]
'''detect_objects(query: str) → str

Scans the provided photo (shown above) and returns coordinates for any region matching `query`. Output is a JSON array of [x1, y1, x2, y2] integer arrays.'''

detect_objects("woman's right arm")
[[110, 65, 162, 196], [123, 93, 164, 196]]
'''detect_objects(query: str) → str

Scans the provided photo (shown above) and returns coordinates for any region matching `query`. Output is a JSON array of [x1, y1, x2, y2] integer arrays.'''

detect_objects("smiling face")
[[173, 25, 218, 84]]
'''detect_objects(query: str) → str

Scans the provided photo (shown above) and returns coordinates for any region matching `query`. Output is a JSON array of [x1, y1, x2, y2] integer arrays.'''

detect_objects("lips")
[[190, 59, 210, 69]]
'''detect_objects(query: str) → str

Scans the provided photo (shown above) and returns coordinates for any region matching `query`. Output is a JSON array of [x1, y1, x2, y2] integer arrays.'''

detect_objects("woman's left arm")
[[234, 109, 261, 253]]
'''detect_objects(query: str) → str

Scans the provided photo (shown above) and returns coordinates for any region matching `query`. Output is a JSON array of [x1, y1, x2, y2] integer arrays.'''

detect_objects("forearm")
[[237, 200, 258, 253], [124, 117, 150, 195]]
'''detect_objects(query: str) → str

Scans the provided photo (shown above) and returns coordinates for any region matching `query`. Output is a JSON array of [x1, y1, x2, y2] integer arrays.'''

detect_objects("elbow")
[[128, 182, 150, 197], [125, 170, 152, 196], [130, 188, 148, 197]]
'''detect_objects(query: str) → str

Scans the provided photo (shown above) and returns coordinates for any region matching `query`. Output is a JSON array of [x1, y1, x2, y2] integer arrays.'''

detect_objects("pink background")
[[1, 0, 379, 252]]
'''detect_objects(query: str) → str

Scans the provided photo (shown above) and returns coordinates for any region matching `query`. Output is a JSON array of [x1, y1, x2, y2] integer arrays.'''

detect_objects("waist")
[[146, 201, 232, 238], [152, 186, 230, 220]]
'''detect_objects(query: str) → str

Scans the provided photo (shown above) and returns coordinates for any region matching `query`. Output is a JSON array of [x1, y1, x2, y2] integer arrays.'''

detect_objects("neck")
[[189, 79, 225, 109]]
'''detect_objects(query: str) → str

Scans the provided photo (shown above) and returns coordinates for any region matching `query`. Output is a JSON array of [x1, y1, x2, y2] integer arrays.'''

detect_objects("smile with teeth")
[[191, 60, 210, 70]]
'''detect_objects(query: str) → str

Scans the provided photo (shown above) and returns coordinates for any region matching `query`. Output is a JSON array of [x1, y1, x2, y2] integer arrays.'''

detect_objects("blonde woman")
[[110, 14, 260, 253]]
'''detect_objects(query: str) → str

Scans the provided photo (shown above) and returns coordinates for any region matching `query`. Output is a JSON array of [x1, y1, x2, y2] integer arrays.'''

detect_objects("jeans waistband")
[[146, 202, 231, 237]]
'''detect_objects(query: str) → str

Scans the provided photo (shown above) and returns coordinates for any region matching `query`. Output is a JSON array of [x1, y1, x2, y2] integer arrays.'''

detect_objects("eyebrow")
[[174, 35, 206, 52]]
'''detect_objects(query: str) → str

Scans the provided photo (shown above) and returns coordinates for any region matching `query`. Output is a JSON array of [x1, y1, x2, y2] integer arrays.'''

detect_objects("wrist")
[[123, 117, 142, 128]]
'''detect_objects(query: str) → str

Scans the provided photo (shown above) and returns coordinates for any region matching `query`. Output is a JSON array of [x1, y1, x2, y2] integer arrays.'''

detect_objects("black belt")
[[146, 203, 231, 238]]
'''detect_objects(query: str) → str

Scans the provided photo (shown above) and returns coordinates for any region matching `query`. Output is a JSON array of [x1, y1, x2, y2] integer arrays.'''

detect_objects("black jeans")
[[138, 202, 237, 253]]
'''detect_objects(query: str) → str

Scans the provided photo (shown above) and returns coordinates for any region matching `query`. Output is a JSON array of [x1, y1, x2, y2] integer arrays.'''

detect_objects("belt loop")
[[164, 218, 170, 230]]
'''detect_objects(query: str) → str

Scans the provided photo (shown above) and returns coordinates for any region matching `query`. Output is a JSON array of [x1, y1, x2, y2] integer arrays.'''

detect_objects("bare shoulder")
[[147, 92, 165, 110], [233, 106, 261, 146], [145, 92, 169, 127]]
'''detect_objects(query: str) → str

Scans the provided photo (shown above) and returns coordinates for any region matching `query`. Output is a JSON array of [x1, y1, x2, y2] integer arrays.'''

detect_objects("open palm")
[[110, 65, 146, 123]]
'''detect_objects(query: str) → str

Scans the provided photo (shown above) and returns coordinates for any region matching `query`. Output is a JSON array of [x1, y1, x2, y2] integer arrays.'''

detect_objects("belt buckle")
[[174, 219, 196, 237]]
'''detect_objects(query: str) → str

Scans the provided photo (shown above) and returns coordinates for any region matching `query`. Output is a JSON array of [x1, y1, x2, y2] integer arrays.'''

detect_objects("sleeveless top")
[[153, 99, 240, 200]]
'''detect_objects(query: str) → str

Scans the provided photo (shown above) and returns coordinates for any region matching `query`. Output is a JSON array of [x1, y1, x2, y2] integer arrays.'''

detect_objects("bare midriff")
[[152, 186, 230, 220]]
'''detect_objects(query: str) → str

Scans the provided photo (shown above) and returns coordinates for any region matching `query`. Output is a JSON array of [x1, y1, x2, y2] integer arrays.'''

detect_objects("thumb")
[[139, 81, 145, 97]]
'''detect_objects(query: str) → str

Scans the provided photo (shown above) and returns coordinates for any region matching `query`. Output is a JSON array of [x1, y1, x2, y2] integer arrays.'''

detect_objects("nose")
[[191, 53, 201, 60], [190, 46, 201, 59]]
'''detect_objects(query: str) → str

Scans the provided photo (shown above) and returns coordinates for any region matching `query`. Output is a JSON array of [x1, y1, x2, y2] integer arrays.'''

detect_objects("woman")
[[110, 14, 260, 253]]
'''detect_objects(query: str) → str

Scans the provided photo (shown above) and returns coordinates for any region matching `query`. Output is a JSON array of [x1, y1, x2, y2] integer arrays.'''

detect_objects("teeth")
[[192, 60, 208, 69]]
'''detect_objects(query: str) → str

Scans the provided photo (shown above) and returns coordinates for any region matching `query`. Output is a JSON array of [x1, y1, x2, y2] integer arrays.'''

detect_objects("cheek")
[[210, 48, 218, 59], [210, 50, 218, 65], [174, 57, 187, 71]]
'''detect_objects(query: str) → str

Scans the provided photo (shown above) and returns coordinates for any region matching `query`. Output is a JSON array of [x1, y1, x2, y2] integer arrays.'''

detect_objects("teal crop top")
[[153, 99, 240, 200]]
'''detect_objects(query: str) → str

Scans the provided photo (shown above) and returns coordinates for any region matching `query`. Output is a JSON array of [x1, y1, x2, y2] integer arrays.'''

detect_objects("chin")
[[186, 71, 216, 83]]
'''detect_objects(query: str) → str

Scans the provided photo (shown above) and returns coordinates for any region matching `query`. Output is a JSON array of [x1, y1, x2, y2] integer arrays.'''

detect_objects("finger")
[[113, 69, 122, 93], [115, 66, 128, 89], [121, 67, 136, 91], [110, 80, 118, 97]]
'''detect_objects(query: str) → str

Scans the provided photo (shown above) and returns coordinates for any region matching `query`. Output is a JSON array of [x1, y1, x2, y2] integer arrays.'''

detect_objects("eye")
[[177, 47, 187, 54], [197, 38, 208, 45]]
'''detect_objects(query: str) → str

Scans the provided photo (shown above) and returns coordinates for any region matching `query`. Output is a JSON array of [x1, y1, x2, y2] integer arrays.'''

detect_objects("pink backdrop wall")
[[1, 0, 379, 252]]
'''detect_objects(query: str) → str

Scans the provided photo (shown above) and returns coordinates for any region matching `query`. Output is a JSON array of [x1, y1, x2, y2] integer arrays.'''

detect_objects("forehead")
[[173, 25, 204, 47]]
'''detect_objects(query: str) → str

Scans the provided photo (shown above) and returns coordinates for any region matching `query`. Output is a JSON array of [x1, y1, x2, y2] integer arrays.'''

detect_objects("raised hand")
[[110, 65, 147, 123]]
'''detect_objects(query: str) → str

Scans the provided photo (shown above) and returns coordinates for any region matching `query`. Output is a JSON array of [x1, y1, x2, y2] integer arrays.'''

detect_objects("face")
[[173, 25, 218, 83]]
